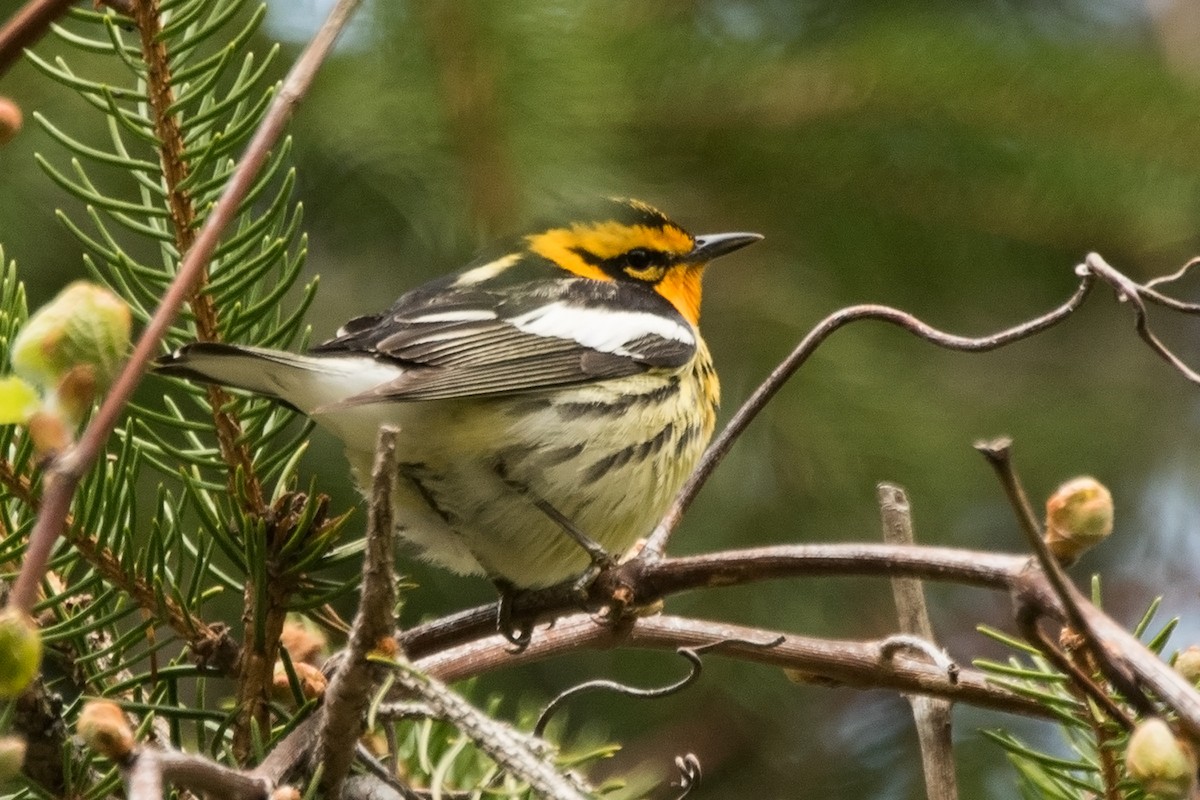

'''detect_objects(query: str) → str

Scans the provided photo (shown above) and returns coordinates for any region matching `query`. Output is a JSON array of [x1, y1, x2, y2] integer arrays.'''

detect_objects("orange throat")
[[656, 265, 704, 326]]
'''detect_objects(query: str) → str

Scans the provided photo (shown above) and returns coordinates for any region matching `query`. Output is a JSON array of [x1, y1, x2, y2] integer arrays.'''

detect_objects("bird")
[[156, 198, 761, 594]]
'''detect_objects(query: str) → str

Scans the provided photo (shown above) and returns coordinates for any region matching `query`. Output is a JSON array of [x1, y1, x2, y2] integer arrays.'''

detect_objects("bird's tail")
[[155, 342, 392, 413]]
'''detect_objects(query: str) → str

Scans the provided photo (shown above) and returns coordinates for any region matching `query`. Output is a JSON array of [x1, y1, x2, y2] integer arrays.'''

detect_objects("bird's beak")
[[687, 232, 763, 264]]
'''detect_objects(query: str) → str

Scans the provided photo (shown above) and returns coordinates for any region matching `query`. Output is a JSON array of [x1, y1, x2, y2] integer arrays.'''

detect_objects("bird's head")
[[522, 198, 761, 325]]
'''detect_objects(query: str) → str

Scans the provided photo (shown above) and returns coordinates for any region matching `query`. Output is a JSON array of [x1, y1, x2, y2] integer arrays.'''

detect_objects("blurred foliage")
[[2, 0, 1200, 797]]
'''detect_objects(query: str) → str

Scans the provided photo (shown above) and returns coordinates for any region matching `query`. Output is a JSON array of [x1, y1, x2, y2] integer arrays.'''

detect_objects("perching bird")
[[157, 198, 760, 591]]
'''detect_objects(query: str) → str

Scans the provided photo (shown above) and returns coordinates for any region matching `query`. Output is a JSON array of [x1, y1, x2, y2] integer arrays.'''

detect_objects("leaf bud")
[[1044, 476, 1113, 565], [1176, 646, 1200, 686], [0, 736, 25, 783], [272, 661, 327, 703], [1125, 717, 1197, 799], [280, 617, 327, 666], [0, 608, 42, 698], [0, 377, 38, 426], [11, 282, 131, 408], [0, 97, 20, 146], [76, 700, 134, 761], [26, 410, 71, 458]]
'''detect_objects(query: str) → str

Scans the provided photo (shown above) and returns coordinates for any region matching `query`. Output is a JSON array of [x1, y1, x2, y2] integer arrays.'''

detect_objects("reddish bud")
[[0, 98, 21, 146], [77, 700, 134, 761]]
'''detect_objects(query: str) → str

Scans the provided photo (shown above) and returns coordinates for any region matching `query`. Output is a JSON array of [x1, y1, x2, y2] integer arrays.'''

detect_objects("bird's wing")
[[309, 279, 696, 403]]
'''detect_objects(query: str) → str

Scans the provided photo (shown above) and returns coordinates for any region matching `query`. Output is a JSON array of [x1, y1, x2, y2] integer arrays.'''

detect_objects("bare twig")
[[641, 273, 1096, 558], [1084, 252, 1200, 383], [1144, 256, 1200, 291], [644, 250, 1200, 564], [975, 439, 1153, 721], [878, 483, 958, 800], [5, 0, 363, 615], [381, 657, 594, 800], [157, 748, 272, 800], [124, 748, 163, 800], [533, 647, 707, 738], [116, 746, 274, 800], [975, 438, 1200, 745], [317, 426, 398, 796], [0, 0, 75, 78], [412, 613, 1047, 719]]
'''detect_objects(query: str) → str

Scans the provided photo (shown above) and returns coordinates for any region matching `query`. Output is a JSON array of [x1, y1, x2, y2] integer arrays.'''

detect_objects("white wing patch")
[[508, 302, 695, 357], [406, 309, 498, 323], [453, 254, 521, 286]]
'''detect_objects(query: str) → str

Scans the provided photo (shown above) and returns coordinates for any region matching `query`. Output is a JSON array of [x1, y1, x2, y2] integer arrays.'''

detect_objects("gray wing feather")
[[311, 279, 695, 404]]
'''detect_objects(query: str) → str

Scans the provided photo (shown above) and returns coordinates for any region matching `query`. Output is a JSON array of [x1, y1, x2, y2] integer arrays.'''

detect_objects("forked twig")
[[1084, 252, 1200, 383]]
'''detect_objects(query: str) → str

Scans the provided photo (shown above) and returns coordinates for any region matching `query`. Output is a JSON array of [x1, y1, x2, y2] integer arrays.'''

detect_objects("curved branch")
[[411, 613, 1049, 720], [642, 273, 1096, 558]]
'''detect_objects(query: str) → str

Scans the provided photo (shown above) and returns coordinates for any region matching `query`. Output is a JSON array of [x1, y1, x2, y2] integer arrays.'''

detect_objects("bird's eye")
[[625, 248, 652, 270]]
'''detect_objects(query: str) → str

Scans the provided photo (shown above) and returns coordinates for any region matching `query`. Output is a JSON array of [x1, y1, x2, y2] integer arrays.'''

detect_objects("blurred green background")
[[4, 0, 1200, 796]]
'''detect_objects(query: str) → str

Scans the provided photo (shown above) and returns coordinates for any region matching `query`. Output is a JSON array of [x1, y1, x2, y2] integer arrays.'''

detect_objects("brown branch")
[[878, 484, 958, 800], [4, 0, 361, 614], [641, 271, 1096, 558], [1084, 252, 1200, 384], [411, 613, 1048, 720], [316, 427, 398, 796], [400, 543, 1028, 658], [0, 0, 76, 78], [644, 250, 1200, 563], [120, 746, 272, 800], [128, 0, 266, 515], [397, 535, 1200, 741], [978, 438, 1200, 744]]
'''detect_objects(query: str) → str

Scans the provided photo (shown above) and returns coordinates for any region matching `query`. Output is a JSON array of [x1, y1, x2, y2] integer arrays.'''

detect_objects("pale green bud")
[[1176, 646, 1200, 686], [11, 282, 130, 394], [0, 609, 41, 698], [1044, 476, 1113, 565], [1126, 718, 1197, 799]]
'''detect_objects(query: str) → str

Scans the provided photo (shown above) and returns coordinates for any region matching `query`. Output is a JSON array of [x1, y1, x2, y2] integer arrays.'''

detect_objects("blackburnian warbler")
[[157, 199, 760, 590]]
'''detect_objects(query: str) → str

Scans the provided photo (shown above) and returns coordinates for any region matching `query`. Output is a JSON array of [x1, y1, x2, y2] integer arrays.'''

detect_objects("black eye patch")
[[624, 248, 653, 270], [568, 245, 672, 281]]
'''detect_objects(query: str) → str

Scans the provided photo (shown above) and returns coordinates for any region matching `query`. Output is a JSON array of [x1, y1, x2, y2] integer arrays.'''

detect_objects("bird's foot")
[[493, 580, 534, 652]]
